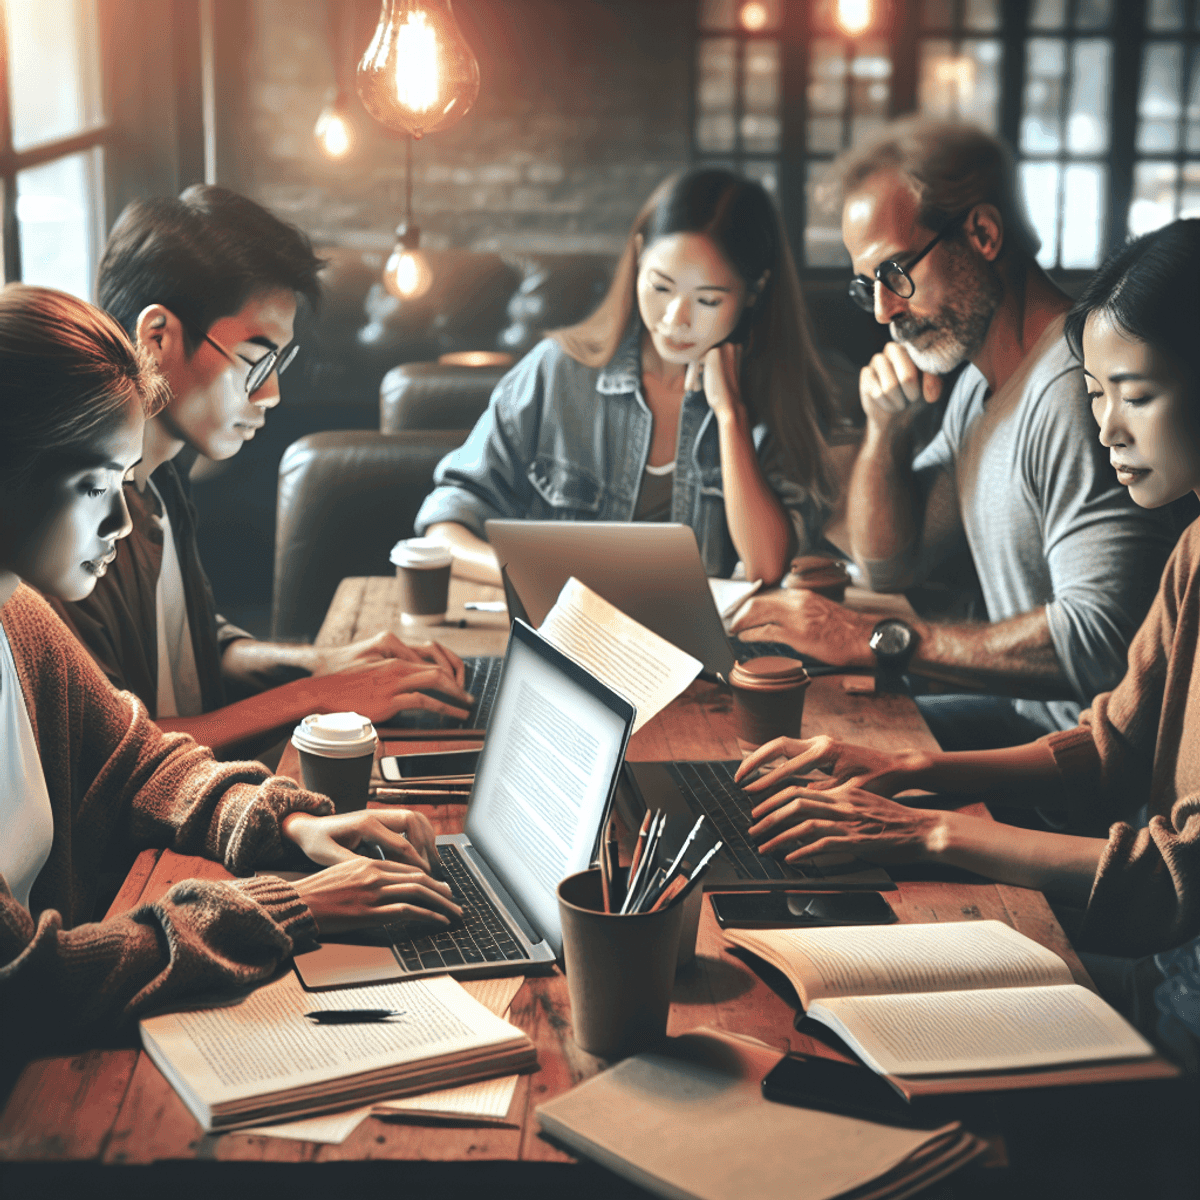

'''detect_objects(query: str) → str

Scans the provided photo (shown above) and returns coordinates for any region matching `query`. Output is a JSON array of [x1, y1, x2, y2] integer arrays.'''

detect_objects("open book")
[[724, 921, 1162, 1091], [139, 971, 536, 1132]]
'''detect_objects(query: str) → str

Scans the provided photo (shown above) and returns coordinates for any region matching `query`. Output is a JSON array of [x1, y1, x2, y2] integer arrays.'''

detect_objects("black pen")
[[304, 1009, 406, 1024]]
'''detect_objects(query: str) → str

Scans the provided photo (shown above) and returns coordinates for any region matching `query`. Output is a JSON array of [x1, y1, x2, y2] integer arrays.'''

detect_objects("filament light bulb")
[[315, 100, 354, 158], [384, 226, 434, 300], [357, 0, 480, 139], [836, 0, 872, 36]]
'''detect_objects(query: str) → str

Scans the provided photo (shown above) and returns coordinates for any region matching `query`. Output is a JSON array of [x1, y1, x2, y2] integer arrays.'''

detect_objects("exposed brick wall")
[[230, 0, 694, 259]]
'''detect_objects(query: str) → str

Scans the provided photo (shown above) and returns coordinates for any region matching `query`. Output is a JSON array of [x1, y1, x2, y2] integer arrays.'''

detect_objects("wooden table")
[[2, 576, 1191, 1198]]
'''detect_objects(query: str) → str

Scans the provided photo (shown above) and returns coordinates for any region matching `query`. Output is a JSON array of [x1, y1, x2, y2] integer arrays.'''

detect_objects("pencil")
[[647, 874, 688, 913], [370, 787, 473, 799], [628, 810, 652, 881], [620, 810, 662, 914], [605, 817, 624, 912]]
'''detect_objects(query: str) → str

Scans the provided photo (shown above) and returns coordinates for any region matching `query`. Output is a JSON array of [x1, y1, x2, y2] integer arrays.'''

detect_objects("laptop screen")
[[465, 620, 634, 956]]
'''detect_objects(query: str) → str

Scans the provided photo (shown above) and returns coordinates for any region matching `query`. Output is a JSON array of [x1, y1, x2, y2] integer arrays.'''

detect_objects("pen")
[[606, 816, 624, 912], [628, 810, 652, 881], [600, 819, 613, 914], [620, 810, 661, 914], [304, 1009, 405, 1024], [632, 865, 667, 915], [663, 814, 706, 887], [676, 841, 724, 904], [647, 874, 688, 913]]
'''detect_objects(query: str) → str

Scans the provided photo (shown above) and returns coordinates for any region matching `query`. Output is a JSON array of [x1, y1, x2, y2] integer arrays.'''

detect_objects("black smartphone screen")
[[379, 748, 480, 781], [762, 1055, 935, 1126], [709, 891, 896, 929]]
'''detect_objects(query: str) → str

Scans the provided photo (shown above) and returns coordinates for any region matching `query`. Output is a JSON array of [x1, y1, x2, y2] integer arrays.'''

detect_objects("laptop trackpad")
[[293, 942, 405, 990]]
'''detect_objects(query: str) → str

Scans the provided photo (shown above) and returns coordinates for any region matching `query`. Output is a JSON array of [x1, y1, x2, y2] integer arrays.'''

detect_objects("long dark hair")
[[551, 169, 836, 504], [1064, 219, 1200, 382], [0, 284, 167, 492]]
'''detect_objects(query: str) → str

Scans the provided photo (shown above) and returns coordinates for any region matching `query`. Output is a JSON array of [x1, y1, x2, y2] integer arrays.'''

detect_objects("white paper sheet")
[[540, 577, 702, 734]]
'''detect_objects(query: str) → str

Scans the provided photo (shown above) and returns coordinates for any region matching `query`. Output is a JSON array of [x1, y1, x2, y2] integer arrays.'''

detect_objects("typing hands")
[[305, 656, 473, 724], [313, 630, 466, 688], [283, 809, 462, 935], [730, 588, 876, 668], [735, 735, 931, 798]]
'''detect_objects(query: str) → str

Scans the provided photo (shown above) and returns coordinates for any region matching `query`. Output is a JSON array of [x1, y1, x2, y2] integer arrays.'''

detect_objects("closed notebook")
[[536, 1028, 985, 1200], [722, 920, 1175, 1096]]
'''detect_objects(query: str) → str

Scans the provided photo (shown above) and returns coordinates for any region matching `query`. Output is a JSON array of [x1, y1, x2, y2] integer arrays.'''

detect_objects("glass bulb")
[[357, 0, 480, 139], [835, 0, 872, 36], [384, 245, 435, 299], [315, 102, 354, 159]]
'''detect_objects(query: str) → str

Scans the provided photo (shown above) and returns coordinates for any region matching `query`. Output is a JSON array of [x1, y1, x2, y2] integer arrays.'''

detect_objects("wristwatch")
[[869, 618, 918, 677]]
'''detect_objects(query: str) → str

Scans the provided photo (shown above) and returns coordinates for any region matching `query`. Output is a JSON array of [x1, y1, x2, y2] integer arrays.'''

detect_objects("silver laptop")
[[487, 520, 748, 679], [291, 619, 636, 989]]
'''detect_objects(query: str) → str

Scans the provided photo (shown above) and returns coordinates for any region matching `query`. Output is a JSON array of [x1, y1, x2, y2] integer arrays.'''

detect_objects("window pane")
[[850, 40, 891, 117], [1138, 43, 1184, 153], [1181, 164, 1200, 219], [1067, 41, 1111, 154], [5, 0, 101, 151], [699, 0, 738, 30], [919, 39, 1001, 131], [1075, 0, 1113, 31], [16, 149, 101, 299], [696, 38, 737, 152], [1021, 161, 1061, 267], [736, 0, 783, 31], [1188, 46, 1200, 152], [808, 116, 844, 154], [1022, 39, 1065, 153], [963, 0, 1000, 31], [805, 162, 851, 268], [1129, 161, 1178, 236], [742, 39, 781, 153], [921, 0, 955, 28], [1029, 0, 1066, 29], [741, 159, 778, 196], [808, 39, 846, 154], [1147, 0, 1185, 32], [1061, 165, 1105, 268]]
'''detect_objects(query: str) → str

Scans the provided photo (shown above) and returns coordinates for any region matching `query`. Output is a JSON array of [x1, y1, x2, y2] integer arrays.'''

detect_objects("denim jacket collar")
[[596, 321, 643, 395]]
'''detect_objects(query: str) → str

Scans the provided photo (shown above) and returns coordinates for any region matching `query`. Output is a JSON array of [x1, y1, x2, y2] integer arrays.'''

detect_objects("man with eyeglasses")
[[50, 185, 471, 758], [734, 118, 1180, 772]]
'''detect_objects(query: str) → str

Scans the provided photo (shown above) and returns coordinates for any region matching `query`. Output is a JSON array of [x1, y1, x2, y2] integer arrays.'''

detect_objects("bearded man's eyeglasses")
[[847, 208, 974, 314]]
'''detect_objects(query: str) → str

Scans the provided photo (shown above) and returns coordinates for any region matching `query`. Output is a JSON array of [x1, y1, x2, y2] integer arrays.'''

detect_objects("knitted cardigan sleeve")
[[0, 586, 333, 1046]]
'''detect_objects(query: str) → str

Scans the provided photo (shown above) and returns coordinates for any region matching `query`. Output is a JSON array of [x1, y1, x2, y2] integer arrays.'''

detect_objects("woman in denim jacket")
[[415, 168, 836, 585]]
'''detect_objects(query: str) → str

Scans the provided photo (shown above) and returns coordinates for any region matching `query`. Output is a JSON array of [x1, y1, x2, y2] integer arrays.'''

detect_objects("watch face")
[[871, 620, 913, 659]]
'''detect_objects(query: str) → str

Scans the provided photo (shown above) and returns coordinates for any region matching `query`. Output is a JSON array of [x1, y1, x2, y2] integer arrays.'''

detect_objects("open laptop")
[[290, 618, 636, 989], [486, 520, 832, 681], [618, 760, 894, 893]]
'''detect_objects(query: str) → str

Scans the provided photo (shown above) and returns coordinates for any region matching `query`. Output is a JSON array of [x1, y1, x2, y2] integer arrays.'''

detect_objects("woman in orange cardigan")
[[0, 286, 459, 1057]]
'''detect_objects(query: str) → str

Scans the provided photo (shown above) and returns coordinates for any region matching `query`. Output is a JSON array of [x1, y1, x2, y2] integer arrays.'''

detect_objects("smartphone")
[[709, 891, 896, 929], [379, 748, 481, 781], [762, 1055, 932, 1127]]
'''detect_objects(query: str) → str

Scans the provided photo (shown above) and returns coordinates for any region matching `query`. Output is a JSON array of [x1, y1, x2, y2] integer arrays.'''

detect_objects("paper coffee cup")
[[389, 537, 453, 626], [291, 711, 378, 812], [728, 657, 810, 752]]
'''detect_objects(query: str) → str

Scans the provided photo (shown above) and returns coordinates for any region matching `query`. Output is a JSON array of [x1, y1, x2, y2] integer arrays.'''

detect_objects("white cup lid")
[[291, 712, 377, 758], [390, 537, 452, 569]]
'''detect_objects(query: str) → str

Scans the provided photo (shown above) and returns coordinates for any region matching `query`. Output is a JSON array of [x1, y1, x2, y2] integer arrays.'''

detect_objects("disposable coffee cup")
[[557, 868, 686, 1059], [782, 555, 851, 603], [291, 711, 378, 812], [389, 537, 452, 626], [728, 657, 811, 753]]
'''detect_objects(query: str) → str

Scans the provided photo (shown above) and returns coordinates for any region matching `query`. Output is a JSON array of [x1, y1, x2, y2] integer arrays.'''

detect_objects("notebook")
[[620, 760, 894, 892], [290, 619, 636, 989], [485, 520, 836, 681]]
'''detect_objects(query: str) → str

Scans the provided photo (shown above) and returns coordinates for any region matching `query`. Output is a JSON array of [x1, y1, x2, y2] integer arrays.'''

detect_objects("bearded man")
[[733, 119, 1180, 761]]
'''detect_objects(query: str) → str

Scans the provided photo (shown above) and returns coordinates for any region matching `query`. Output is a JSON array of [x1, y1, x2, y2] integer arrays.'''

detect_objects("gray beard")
[[890, 251, 1001, 375]]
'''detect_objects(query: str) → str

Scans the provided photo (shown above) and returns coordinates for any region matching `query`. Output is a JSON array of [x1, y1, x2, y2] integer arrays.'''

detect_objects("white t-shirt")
[[148, 480, 204, 719], [0, 620, 54, 910]]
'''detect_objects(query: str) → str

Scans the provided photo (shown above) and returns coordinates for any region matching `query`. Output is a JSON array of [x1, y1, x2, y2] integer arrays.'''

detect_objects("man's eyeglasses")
[[203, 331, 300, 397], [847, 207, 973, 314]]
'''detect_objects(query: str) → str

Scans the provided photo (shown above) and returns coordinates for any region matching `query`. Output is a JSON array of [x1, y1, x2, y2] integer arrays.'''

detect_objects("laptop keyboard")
[[389, 844, 528, 973], [665, 760, 813, 882], [395, 655, 504, 731]]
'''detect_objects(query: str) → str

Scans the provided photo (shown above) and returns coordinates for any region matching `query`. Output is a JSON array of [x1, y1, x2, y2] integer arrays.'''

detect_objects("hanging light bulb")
[[835, 0, 872, 36], [357, 0, 480, 139], [314, 90, 355, 159], [384, 223, 435, 300]]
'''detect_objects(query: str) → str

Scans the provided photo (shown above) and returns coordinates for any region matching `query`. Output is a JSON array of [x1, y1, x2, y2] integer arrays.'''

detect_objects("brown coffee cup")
[[728, 657, 811, 752], [389, 537, 453, 626], [291, 712, 378, 812], [782, 555, 851, 603]]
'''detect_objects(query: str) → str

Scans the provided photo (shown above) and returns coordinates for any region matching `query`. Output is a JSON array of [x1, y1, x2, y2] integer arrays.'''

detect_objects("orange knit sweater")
[[1046, 519, 1200, 956], [0, 584, 333, 1052]]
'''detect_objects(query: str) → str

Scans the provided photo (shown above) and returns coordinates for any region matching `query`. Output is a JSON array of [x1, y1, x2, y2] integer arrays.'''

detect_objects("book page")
[[725, 920, 1072, 1005], [811, 984, 1154, 1077], [139, 972, 529, 1111], [709, 577, 762, 623], [540, 576, 702, 734]]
